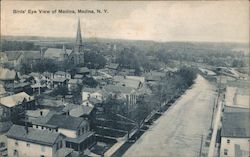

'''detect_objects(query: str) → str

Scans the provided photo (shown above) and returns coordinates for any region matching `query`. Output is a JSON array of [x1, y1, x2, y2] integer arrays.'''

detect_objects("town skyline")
[[1, 1, 249, 43]]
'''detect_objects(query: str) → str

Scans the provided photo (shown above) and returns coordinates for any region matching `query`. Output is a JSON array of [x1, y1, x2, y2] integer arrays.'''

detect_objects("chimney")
[[40, 111, 43, 116], [25, 124, 29, 134]]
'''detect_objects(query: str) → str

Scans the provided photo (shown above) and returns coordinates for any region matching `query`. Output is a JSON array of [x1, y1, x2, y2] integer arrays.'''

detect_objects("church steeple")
[[72, 18, 84, 66], [76, 18, 82, 46]]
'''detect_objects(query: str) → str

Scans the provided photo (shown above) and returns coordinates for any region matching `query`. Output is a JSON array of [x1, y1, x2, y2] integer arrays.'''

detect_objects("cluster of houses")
[[219, 84, 250, 157], [0, 18, 177, 157]]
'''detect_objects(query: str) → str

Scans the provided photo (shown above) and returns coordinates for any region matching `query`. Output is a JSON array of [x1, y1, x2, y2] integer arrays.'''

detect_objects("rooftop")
[[104, 85, 134, 94], [76, 67, 90, 74], [23, 51, 41, 60], [6, 125, 62, 146], [5, 51, 22, 61], [113, 76, 143, 89], [55, 71, 68, 76], [0, 92, 34, 108], [0, 67, 17, 80], [74, 74, 84, 79], [52, 77, 67, 82], [66, 131, 94, 144], [46, 114, 87, 130], [221, 112, 250, 138], [106, 63, 119, 70], [69, 105, 94, 117], [44, 48, 72, 59], [68, 79, 80, 84], [224, 106, 250, 113]]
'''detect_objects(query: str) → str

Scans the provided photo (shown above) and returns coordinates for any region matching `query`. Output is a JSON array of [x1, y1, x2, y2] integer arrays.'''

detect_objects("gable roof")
[[6, 125, 62, 146], [46, 114, 87, 130], [0, 92, 34, 108], [23, 51, 41, 60], [221, 112, 250, 138], [0, 67, 17, 80], [69, 105, 94, 117], [74, 74, 84, 79], [5, 51, 23, 61], [76, 67, 90, 74], [44, 48, 72, 59]]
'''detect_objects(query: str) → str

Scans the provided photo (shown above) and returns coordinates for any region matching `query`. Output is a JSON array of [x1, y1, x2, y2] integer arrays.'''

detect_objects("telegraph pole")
[[198, 134, 204, 157]]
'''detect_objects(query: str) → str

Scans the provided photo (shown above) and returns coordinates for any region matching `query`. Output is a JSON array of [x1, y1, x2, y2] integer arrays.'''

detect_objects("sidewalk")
[[208, 97, 223, 157]]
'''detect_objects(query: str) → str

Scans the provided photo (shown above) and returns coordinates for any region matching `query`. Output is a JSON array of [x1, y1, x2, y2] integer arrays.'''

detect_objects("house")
[[113, 75, 144, 89], [0, 92, 35, 120], [54, 71, 71, 80], [220, 112, 250, 157], [32, 114, 95, 153], [75, 67, 90, 76], [26, 109, 50, 123], [82, 88, 107, 103], [38, 96, 65, 109], [68, 105, 95, 126], [4, 51, 24, 69], [0, 92, 35, 131], [106, 63, 119, 71], [68, 79, 82, 92], [6, 125, 65, 157], [225, 87, 249, 109], [0, 84, 7, 98], [23, 50, 42, 64], [0, 52, 8, 64], [44, 47, 72, 62], [104, 85, 137, 110], [52, 78, 67, 88], [13, 82, 32, 95], [73, 74, 84, 80], [144, 71, 166, 82], [0, 68, 18, 90], [117, 68, 135, 76]]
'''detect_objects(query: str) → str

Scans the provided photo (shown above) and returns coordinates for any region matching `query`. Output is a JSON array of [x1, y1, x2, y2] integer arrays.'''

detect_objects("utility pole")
[[210, 98, 216, 130], [198, 134, 204, 157]]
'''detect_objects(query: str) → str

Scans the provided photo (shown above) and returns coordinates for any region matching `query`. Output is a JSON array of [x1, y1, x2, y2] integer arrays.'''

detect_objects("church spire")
[[76, 18, 82, 46]]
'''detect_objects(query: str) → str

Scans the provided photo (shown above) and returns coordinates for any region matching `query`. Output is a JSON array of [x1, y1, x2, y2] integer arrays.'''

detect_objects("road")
[[123, 75, 216, 157]]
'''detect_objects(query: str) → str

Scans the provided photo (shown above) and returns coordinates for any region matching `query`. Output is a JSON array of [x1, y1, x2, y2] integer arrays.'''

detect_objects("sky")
[[1, 1, 249, 42]]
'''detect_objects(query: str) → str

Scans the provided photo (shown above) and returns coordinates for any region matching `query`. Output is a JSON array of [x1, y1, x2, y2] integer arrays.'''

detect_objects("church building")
[[43, 18, 85, 66]]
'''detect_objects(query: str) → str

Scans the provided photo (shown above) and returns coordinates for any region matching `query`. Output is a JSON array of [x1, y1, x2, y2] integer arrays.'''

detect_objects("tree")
[[50, 85, 68, 97], [84, 52, 107, 69]]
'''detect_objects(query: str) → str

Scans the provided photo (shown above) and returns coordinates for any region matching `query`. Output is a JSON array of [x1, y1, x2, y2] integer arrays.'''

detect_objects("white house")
[[220, 112, 250, 157], [82, 87, 106, 103], [32, 114, 95, 153], [6, 125, 65, 157], [104, 85, 138, 110]]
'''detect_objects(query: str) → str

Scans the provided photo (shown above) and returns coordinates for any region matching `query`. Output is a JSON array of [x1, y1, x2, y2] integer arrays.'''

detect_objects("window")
[[36, 125, 38, 128], [40, 155, 45, 157], [15, 140, 18, 146], [41, 126, 44, 129], [41, 146, 45, 152], [77, 129, 81, 136], [227, 139, 230, 144], [224, 149, 228, 155], [26, 143, 30, 147]]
